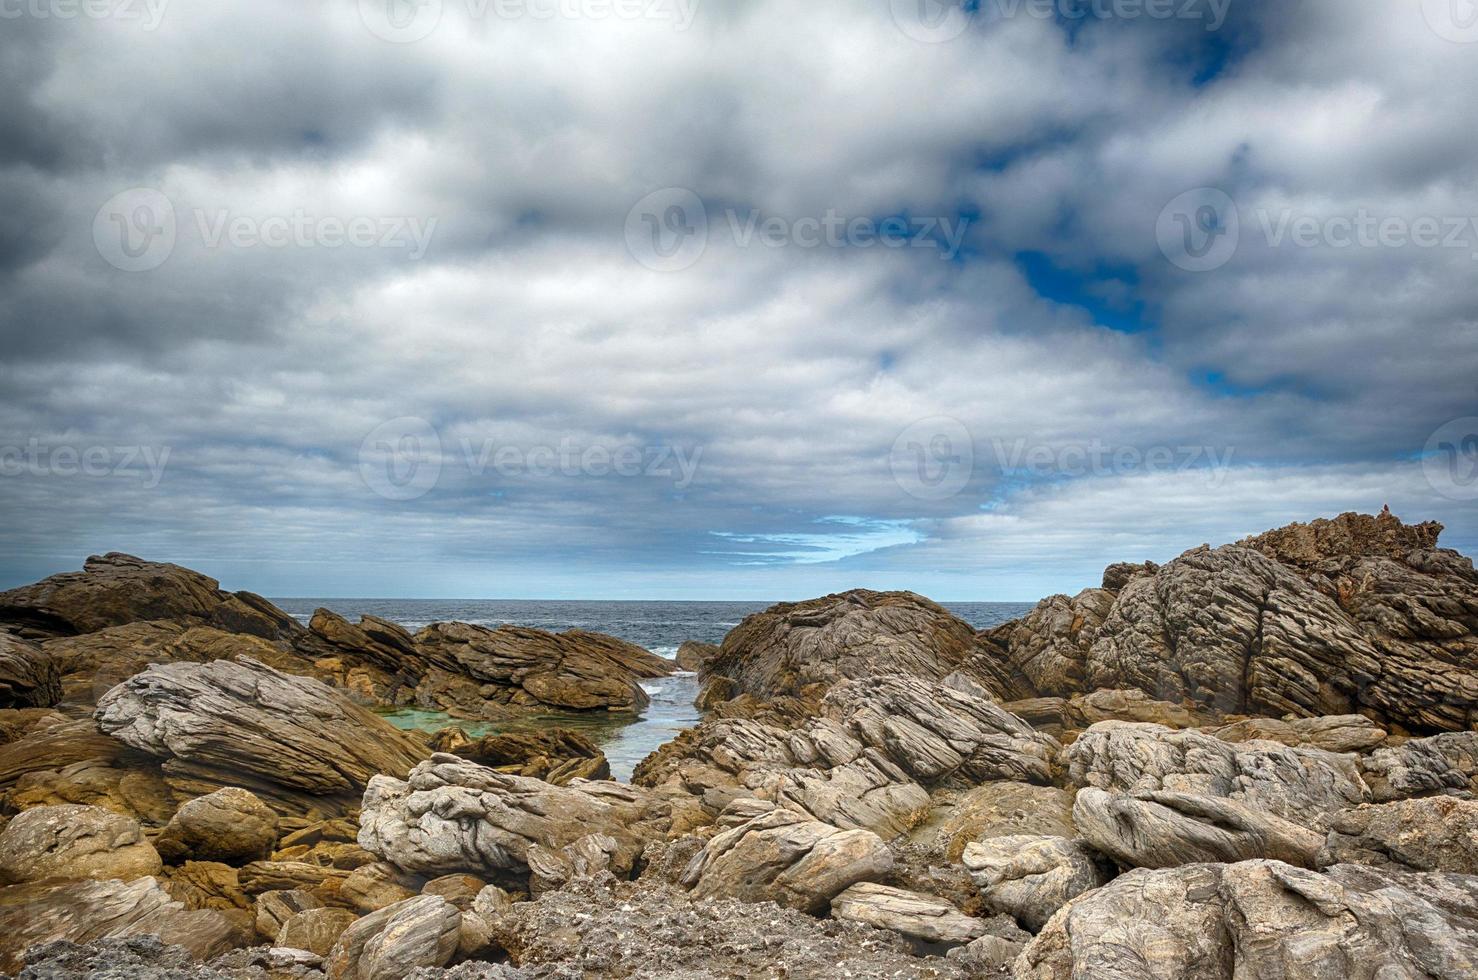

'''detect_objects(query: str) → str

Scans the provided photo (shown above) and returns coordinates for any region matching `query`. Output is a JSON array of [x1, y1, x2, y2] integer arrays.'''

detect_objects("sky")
[[1, 0, 1476, 601]]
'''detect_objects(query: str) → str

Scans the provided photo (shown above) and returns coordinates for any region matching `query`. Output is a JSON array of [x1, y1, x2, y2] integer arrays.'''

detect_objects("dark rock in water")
[[94, 658, 430, 817], [413, 622, 672, 713], [0, 634, 60, 709], [674, 640, 717, 672], [453, 729, 610, 784], [703, 589, 1010, 702], [0, 553, 299, 641]]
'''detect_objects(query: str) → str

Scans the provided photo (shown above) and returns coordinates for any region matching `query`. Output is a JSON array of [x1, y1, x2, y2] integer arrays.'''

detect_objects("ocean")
[[271, 598, 1034, 780]]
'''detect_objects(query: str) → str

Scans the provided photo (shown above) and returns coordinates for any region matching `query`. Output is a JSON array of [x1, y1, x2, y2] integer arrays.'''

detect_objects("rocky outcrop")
[[0, 553, 299, 641], [0, 804, 163, 884], [675, 640, 717, 672], [358, 755, 654, 880], [830, 882, 989, 946], [1066, 721, 1369, 822], [1207, 713, 1388, 753], [991, 512, 1478, 734], [1072, 788, 1324, 869], [95, 658, 430, 816], [1359, 730, 1478, 801], [1017, 860, 1478, 979], [0, 876, 248, 973], [680, 804, 893, 914], [927, 782, 1078, 863], [413, 622, 671, 713], [156, 788, 281, 865], [278, 905, 359, 957], [1318, 797, 1478, 874], [326, 895, 460, 980], [0, 634, 60, 708], [960, 835, 1110, 931], [453, 729, 610, 784], [702, 590, 1008, 702]]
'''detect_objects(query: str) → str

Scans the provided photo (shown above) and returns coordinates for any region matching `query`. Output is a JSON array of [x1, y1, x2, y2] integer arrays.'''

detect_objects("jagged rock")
[[420, 874, 487, 912], [7, 756, 176, 825], [426, 727, 476, 754], [946, 933, 1027, 974], [1360, 731, 1478, 801], [979, 589, 1116, 698], [95, 658, 429, 816], [163, 861, 251, 912], [326, 895, 460, 980], [358, 755, 651, 880], [254, 889, 323, 940], [830, 882, 989, 946], [0, 804, 162, 883], [680, 807, 893, 914], [928, 782, 1078, 863], [303, 609, 427, 680], [1208, 713, 1388, 753], [413, 622, 670, 713], [0, 719, 133, 794], [279, 906, 359, 957], [0, 553, 299, 640], [453, 729, 610, 785], [702, 590, 1004, 702], [674, 640, 717, 672], [238, 862, 350, 898], [1072, 788, 1324, 869], [1017, 859, 1478, 980], [960, 835, 1109, 931], [0, 634, 60, 708], [1066, 721, 1369, 822], [340, 863, 418, 914], [18, 935, 246, 980], [157, 788, 281, 865], [1065, 688, 1205, 728], [0, 876, 248, 973], [1318, 797, 1478, 873]]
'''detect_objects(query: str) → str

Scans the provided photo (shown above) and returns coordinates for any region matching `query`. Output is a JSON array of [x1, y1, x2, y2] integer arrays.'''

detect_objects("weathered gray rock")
[[1208, 714, 1388, 753], [946, 933, 1028, 974], [1318, 797, 1478, 874], [830, 882, 989, 946], [960, 835, 1109, 931], [156, 787, 280, 865], [358, 755, 651, 879], [254, 888, 322, 940], [979, 588, 1116, 698], [0, 804, 162, 884], [278, 906, 359, 957], [680, 807, 893, 914], [1360, 731, 1478, 802], [326, 895, 460, 980], [1017, 859, 1478, 980], [95, 657, 429, 816], [702, 589, 1004, 702], [1072, 788, 1324, 869], [0, 633, 61, 708], [0, 876, 248, 973], [928, 782, 1078, 863], [1066, 721, 1369, 822]]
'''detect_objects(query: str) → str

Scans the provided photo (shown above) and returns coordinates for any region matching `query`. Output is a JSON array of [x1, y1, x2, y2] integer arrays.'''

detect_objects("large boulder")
[[1066, 721, 1369, 823], [680, 805, 893, 914], [0, 553, 299, 640], [0, 634, 60, 708], [156, 787, 281, 864], [413, 622, 670, 712], [960, 835, 1110, 931], [1017, 860, 1478, 980], [0, 876, 248, 973], [1318, 797, 1478, 874], [94, 658, 429, 816], [830, 882, 990, 946], [358, 755, 652, 879], [702, 590, 1006, 701], [326, 895, 461, 980], [1359, 731, 1478, 802], [0, 804, 162, 884], [1072, 788, 1324, 870]]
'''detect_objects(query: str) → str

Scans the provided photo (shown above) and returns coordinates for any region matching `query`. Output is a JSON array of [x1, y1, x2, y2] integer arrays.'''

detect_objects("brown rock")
[[278, 906, 360, 957], [340, 863, 418, 914], [326, 895, 460, 980], [0, 804, 162, 883], [254, 888, 323, 940], [454, 728, 611, 784], [156, 787, 280, 864], [0, 633, 60, 708]]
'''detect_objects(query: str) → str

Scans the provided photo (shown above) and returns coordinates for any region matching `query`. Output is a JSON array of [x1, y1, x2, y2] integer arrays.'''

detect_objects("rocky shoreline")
[[0, 510, 1473, 978]]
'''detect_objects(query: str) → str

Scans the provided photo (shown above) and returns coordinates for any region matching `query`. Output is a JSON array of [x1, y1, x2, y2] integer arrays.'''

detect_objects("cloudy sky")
[[1, 0, 1476, 600]]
